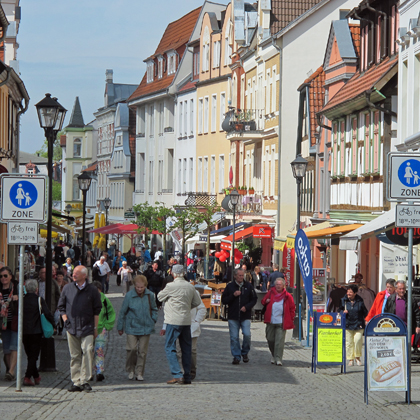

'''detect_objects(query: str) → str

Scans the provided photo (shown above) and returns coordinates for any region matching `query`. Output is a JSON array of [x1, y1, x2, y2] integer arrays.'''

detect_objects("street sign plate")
[[395, 204, 420, 227], [387, 152, 420, 201], [7, 222, 39, 245], [199, 235, 207, 242], [0, 174, 47, 222]]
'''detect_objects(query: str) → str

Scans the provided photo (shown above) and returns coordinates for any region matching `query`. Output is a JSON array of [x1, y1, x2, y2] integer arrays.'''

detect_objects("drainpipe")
[[353, 10, 375, 67], [365, 0, 388, 56], [317, 114, 332, 131], [272, 36, 282, 264], [365, 89, 397, 118]]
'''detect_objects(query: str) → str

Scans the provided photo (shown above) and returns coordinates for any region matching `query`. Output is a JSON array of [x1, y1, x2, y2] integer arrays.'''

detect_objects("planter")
[[248, 189, 255, 195], [235, 123, 244, 131], [239, 189, 246, 195]]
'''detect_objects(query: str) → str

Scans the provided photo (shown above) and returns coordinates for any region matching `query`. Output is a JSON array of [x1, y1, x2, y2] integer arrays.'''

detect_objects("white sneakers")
[[136, 375, 144, 381], [128, 372, 134, 380], [271, 357, 275, 364], [276, 361, 282, 366]]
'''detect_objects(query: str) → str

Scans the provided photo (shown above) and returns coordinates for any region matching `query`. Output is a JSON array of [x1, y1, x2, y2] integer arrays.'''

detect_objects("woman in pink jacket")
[[261, 278, 295, 366]]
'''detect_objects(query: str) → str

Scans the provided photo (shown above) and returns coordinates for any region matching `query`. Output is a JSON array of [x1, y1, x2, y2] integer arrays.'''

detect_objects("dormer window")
[[202, 26, 210, 72], [167, 51, 176, 75], [158, 56, 164, 79], [147, 60, 154, 83]]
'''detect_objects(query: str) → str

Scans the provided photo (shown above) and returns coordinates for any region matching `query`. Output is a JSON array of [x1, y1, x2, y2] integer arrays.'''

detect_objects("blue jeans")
[[228, 319, 251, 359], [165, 324, 192, 380], [99, 275, 108, 293]]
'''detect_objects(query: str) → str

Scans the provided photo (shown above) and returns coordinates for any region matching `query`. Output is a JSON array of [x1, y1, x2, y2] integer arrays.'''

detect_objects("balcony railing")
[[184, 192, 217, 206], [222, 109, 265, 134]]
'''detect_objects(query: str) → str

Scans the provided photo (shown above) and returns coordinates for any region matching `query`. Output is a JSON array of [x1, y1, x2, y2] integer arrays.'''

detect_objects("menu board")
[[317, 329, 343, 363]]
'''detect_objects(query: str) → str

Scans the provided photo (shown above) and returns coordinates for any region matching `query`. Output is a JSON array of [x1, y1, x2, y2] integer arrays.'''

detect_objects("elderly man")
[[366, 279, 396, 323], [157, 265, 202, 385], [221, 268, 257, 364], [93, 255, 111, 294], [384, 281, 420, 333], [57, 265, 102, 392]]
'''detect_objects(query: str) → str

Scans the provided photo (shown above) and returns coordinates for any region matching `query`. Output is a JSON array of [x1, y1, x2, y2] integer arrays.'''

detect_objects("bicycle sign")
[[387, 153, 420, 201], [395, 204, 420, 228], [7, 222, 38, 245]]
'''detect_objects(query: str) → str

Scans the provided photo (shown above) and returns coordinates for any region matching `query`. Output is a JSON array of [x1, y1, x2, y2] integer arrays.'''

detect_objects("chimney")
[[106, 69, 113, 83]]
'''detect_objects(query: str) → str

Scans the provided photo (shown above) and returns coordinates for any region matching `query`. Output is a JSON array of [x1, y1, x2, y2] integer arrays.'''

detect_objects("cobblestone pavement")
[[2, 277, 420, 419]]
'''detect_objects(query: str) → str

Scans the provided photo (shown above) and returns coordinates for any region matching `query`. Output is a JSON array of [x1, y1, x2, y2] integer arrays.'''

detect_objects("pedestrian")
[[62, 257, 74, 277], [241, 264, 253, 284], [57, 265, 102, 392], [117, 275, 158, 381], [54, 241, 64, 265], [66, 244, 75, 261], [384, 280, 420, 336], [85, 250, 94, 283], [118, 260, 134, 296], [22, 279, 55, 386], [157, 265, 202, 385], [142, 247, 152, 264], [251, 266, 263, 290], [37, 267, 61, 313], [145, 261, 164, 308], [339, 284, 368, 366], [261, 278, 295, 366], [221, 268, 257, 364], [113, 251, 126, 286], [93, 255, 111, 294], [92, 281, 116, 382], [365, 279, 396, 323], [267, 264, 283, 289], [0, 266, 18, 381]]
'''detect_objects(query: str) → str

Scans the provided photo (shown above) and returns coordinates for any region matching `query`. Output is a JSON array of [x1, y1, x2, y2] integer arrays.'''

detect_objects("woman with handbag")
[[117, 275, 158, 381], [22, 279, 55, 386], [118, 260, 134, 296], [0, 266, 18, 381]]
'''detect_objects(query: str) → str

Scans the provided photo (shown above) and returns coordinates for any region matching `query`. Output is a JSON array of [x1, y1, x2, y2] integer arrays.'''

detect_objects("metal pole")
[[231, 205, 236, 284], [15, 244, 25, 392], [294, 179, 302, 341], [407, 226, 413, 403], [82, 190, 87, 266], [105, 208, 108, 253], [182, 219, 185, 266]]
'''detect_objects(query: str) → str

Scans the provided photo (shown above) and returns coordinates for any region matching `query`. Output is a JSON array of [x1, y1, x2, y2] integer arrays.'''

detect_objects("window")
[[213, 40, 220, 68], [204, 97, 209, 133], [364, 113, 371, 174], [72, 163, 82, 200], [203, 157, 208, 192], [73, 138, 81, 157], [271, 68, 276, 113], [158, 56, 163, 79], [193, 51, 200, 78], [168, 52, 176, 75], [211, 94, 217, 132], [166, 149, 174, 191], [218, 155, 224, 191], [189, 158, 193, 192], [184, 100, 188, 136], [158, 160, 163, 193], [350, 116, 358, 176], [220, 93, 225, 131], [202, 27, 210, 72], [137, 107, 145, 135], [149, 105, 154, 137], [240, 76, 245, 110], [179, 101, 183, 137], [198, 158, 202, 192], [158, 102, 164, 135], [178, 159, 182, 193], [147, 61, 154, 83], [211, 156, 215, 194], [190, 99, 194, 135], [149, 161, 154, 193], [183, 158, 187, 193], [138, 153, 145, 192], [198, 98, 203, 134], [224, 21, 232, 66]]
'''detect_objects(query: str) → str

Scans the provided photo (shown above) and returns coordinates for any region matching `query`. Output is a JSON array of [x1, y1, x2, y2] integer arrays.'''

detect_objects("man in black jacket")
[[58, 265, 102, 392], [221, 268, 257, 364], [384, 280, 420, 336], [145, 262, 164, 308]]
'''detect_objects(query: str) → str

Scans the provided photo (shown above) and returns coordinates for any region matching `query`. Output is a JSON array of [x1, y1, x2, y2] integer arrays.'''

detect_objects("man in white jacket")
[[157, 265, 202, 385]]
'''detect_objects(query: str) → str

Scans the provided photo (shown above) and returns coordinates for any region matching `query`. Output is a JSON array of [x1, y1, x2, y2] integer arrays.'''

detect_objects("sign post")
[[364, 314, 409, 405], [312, 312, 346, 374]]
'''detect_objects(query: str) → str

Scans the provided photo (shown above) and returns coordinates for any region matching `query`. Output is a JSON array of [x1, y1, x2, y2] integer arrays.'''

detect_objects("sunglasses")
[[0, 274, 10, 278]]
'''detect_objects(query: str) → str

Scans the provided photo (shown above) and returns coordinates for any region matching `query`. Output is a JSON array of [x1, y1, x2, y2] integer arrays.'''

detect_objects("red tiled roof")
[[349, 24, 360, 58], [129, 7, 201, 102], [271, 0, 323, 34], [179, 80, 197, 93], [304, 66, 325, 147], [82, 162, 97, 173], [321, 56, 398, 114]]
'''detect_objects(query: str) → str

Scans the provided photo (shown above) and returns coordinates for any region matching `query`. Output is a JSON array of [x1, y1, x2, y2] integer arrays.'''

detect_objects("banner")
[[295, 229, 313, 314], [282, 242, 294, 287]]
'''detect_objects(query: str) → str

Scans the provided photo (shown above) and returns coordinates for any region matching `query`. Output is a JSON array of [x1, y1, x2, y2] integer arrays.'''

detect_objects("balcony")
[[222, 109, 266, 140], [184, 192, 217, 206], [235, 192, 263, 214]]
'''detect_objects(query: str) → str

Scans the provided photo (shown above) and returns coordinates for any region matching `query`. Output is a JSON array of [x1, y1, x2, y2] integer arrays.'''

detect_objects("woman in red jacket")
[[261, 278, 295, 366]]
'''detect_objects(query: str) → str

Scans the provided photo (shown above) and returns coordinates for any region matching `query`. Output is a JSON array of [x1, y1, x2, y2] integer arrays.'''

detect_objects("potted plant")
[[239, 186, 247, 195], [248, 186, 255, 194]]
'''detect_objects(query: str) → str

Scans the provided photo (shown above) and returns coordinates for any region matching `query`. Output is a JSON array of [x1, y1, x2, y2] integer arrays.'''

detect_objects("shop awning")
[[196, 212, 225, 233], [303, 223, 363, 239], [221, 227, 255, 250], [185, 234, 226, 245], [210, 222, 248, 235], [339, 210, 395, 251]]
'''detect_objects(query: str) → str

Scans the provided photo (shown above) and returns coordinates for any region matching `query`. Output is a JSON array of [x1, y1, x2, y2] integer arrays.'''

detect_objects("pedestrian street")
[[1, 279, 420, 420]]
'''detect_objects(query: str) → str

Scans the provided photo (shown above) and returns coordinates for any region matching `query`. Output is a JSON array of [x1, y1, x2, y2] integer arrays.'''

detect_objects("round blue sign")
[[397, 159, 420, 187], [9, 180, 38, 209]]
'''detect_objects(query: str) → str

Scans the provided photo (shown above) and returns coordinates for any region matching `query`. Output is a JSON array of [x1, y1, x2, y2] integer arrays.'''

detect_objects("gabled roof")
[[105, 83, 138, 108], [320, 56, 398, 120], [271, 0, 324, 35], [67, 97, 85, 128], [349, 24, 361, 58], [19, 151, 48, 165], [129, 7, 201, 102]]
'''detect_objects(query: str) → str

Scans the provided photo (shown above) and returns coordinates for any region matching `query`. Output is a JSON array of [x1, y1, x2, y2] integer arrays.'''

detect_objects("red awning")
[[87, 223, 161, 235], [221, 227, 254, 250]]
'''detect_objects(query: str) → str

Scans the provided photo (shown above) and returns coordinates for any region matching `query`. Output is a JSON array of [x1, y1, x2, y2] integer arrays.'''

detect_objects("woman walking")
[[22, 279, 55, 386], [117, 260, 133, 296], [261, 278, 295, 366], [340, 284, 368, 366], [113, 251, 127, 286], [92, 281, 116, 382], [117, 275, 158, 381]]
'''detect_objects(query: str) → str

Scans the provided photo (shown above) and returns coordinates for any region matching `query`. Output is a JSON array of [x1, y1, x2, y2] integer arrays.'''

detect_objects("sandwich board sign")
[[0, 174, 47, 223]]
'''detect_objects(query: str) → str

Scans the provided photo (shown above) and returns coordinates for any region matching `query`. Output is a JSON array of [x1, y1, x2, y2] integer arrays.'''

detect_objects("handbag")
[[213, 271, 220, 276], [38, 297, 54, 338], [127, 272, 133, 287]]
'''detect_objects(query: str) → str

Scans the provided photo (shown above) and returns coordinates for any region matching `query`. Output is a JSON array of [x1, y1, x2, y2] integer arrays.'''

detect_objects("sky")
[[17, 0, 230, 153]]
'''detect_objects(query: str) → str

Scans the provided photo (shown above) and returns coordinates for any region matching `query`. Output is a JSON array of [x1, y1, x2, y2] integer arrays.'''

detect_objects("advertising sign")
[[253, 225, 272, 238], [313, 268, 327, 306], [211, 291, 221, 306], [385, 226, 420, 245], [387, 152, 420, 201], [295, 229, 313, 314], [282, 241, 294, 288]]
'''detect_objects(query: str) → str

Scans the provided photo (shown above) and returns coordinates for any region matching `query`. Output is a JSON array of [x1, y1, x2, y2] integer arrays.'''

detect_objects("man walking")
[[157, 265, 202, 385], [93, 255, 111, 294], [57, 265, 102, 392], [222, 268, 257, 364]]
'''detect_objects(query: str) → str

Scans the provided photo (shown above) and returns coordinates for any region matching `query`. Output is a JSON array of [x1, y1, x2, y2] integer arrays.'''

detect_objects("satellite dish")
[[221, 195, 234, 213]]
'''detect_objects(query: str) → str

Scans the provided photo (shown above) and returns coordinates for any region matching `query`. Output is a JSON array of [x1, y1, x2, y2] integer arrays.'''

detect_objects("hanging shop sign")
[[385, 227, 420, 246], [253, 225, 272, 238]]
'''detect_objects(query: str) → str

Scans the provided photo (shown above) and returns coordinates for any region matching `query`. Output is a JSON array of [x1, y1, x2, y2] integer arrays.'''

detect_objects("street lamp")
[[35, 93, 66, 372], [65, 204, 72, 243], [229, 189, 240, 284], [102, 197, 111, 253], [291, 154, 308, 342], [78, 172, 92, 265]]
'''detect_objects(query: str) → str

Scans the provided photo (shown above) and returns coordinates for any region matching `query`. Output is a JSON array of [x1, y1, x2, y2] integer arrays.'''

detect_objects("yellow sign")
[[317, 329, 343, 363]]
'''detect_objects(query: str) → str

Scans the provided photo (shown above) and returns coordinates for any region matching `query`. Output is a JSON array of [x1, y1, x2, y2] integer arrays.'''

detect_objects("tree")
[[152, 202, 176, 264], [133, 202, 157, 245], [197, 203, 223, 277], [35, 130, 63, 161], [52, 180, 61, 201]]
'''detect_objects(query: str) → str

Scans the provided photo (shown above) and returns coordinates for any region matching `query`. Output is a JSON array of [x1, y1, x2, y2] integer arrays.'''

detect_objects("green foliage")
[[152, 202, 176, 260], [35, 130, 63, 161], [172, 206, 204, 243], [132, 202, 157, 243], [52, 180, 61, 201]]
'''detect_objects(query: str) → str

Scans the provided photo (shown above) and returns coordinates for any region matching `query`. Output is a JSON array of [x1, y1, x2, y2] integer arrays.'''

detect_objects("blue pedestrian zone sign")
[[0, 175, 46, 223], [387, 153, 420, 201], [398, 159, 420, 187]]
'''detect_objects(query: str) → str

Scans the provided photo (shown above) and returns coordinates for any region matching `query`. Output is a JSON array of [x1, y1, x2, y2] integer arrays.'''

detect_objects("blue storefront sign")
[[295, 229, 313, 314]]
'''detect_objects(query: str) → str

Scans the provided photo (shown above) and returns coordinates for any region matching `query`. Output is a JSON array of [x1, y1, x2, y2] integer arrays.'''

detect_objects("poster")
[[317, 328, 343, 363], [313, 268, 326, 304], [366, 336, 407, 391], [211, 291, 221, 306]]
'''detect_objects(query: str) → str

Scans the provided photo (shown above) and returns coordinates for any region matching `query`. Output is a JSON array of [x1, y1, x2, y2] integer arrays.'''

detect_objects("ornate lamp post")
[[35, 94, 66, 371], [290, 154, 308, 341], [78, 172, 92, 265], [65, 203, 72, 243], [102, 197, 111, 251], [229, 189, 240, 284]]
